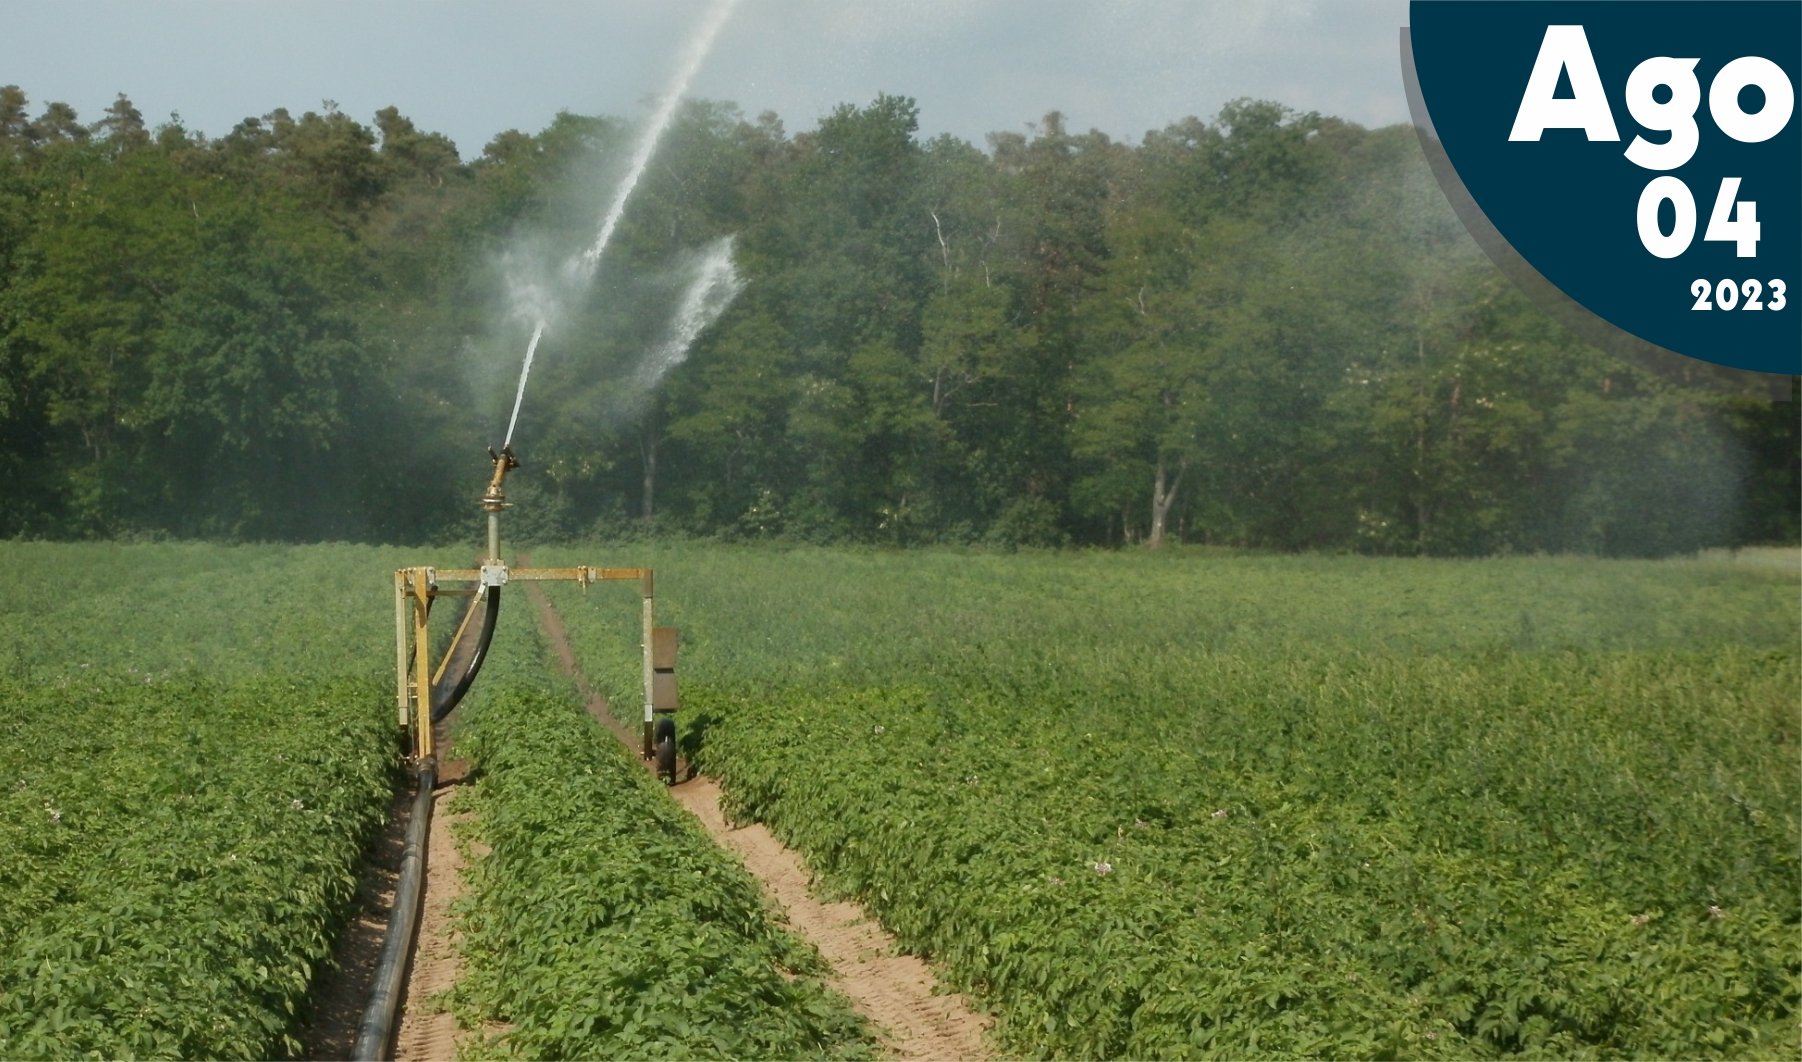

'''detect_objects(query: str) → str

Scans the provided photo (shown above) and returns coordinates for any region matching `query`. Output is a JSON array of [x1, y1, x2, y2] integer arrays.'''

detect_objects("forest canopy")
[[0, 86, 1793, 554]]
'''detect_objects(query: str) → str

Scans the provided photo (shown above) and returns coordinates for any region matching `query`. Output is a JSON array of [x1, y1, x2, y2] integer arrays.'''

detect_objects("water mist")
[[499, 0, 741, 447], [632, 237, 744, 397]]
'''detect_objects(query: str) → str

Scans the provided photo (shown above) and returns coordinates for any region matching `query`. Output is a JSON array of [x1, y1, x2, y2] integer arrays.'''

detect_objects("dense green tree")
[[0, 84, 1786, 552]]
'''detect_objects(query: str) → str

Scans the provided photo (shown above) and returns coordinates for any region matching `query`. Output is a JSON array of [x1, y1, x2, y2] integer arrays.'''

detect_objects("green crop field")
[[0, 540, 1794, 1059], [537, 543, 1802, 1060], [0, 541, 876, 1060], [0, 543, 414, 1058], [441, 612, 874, 1060]]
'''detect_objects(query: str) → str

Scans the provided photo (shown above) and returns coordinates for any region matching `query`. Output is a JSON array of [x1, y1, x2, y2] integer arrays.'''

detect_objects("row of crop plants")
[[0, 543, 450, 1059], [536, 543, 1801, 1059], [692, 651, 1798, 1058], [0, 542, 416, 1057], [438, 591, 875, 1061], [0, 675, 395, 1058]]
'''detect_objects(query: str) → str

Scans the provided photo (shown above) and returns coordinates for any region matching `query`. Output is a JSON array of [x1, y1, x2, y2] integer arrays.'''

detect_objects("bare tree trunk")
[[1148, 456, 1187, 549], [1414, 430, 1427, 553], [930, 210, 951, 293]]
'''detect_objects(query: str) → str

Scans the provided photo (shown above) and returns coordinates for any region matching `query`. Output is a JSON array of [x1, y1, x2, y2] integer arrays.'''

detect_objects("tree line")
[[0, 86, 1793, 553]]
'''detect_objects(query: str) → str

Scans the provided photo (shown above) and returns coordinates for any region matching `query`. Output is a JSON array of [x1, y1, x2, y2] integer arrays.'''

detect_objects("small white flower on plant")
[[872, 725, 885, 735], [1211, 809, 1228, 819], [1092, 861, 1112, 875], [290, 799, 305, 810], [1631, 913, 1652, 926], [1708, 905, 1726, 919], [47, 808, 61, 824]]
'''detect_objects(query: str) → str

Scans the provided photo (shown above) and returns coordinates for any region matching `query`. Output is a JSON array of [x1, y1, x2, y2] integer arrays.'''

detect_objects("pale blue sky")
[[3, 0, 1413, 156]]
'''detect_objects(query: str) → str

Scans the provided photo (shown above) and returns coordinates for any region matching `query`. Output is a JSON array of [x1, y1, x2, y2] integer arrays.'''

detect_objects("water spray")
[[502, 0, 740, 450], [632, 236, 745, 395], [574, 0, 740, 280], [502, 324, 543, 450]]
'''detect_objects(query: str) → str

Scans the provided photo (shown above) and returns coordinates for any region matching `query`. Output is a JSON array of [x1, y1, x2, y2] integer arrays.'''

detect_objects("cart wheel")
[[654, 716, 677, 785]]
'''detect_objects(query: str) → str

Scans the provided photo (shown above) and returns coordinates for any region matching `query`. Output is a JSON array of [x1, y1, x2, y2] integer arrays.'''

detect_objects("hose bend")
[[431, 585, 500, 723]]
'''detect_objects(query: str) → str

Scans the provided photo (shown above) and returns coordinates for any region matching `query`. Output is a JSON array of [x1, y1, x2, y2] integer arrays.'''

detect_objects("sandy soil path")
[[524, 579, 992, 1061], [394, 749, 474, 1062], [672, 776, 992, 1060]]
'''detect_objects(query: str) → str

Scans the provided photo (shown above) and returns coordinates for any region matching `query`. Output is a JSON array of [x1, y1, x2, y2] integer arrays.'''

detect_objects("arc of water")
[[502, 0, 740, 448], [634, 237, 744, 393], [576, 0, 740, 279], [503, 322, 544, 449]]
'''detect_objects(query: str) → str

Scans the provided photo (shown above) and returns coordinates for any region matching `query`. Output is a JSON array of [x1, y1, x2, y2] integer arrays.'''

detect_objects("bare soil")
[[673, 777, 993, 1060], [394, 735, 477, 1062], [528, 579, 992, 1061]]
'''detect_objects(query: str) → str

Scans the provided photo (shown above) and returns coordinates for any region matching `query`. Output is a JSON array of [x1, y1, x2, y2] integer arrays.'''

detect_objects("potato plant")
[[540, 543, 1800, 1059], [0, 674, 394, 1059], [443, 614, 873, 1060], [0, 542, 427, 1059]]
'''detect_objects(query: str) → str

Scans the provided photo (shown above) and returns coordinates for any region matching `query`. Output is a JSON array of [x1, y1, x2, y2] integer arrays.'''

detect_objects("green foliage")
[[0, 541, 448, 1059], [0, 673, 395, 1060], [0, 541, 442, 680], [443, 610, 873, 1061], [539, 543, 1800, 1060], [0, 105, 387, 538], [0, 84, 1789, 550]]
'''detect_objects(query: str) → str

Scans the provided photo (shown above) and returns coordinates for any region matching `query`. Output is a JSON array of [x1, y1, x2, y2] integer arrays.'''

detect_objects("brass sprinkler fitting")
[[483, 445, 520, 512]]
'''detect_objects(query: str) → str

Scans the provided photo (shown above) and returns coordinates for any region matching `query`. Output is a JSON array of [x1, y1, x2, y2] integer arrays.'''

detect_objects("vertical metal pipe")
[[394, 570, 410, 728], [487, 511, 500, 565], [641, 570, 654, 758], [412, 569, 434, 763]]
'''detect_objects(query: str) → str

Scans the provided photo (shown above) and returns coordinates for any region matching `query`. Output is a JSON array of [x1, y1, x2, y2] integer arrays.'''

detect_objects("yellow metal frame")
[[394, 565, 657, 763], [394, 445, 662, 766]]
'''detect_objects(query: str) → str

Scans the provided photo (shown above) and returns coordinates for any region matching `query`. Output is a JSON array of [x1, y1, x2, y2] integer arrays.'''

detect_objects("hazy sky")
[[3, 0, 1413, 157]]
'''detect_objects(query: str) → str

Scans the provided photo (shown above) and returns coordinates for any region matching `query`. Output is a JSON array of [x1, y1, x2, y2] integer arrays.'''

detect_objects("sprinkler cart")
[[391, 445, 680, 780], [359, 447, 680, 1060]]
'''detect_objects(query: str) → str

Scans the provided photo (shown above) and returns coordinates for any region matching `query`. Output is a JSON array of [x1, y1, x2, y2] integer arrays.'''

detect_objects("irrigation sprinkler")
[[361, 446, 680, 1059], [391, 445, 680, 774]]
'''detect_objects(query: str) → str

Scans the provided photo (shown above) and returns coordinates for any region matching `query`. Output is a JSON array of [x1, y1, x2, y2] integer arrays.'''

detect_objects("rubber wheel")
[[654, 716, 677, 785]]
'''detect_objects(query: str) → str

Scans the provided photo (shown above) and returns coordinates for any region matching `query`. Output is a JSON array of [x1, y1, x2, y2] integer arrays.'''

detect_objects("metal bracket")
[[480, 563, 509, 587]]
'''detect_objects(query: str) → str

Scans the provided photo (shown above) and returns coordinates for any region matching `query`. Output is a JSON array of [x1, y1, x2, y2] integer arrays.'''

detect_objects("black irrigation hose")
[[352, 760, 436, 1062], [431, 585, 501, 724]]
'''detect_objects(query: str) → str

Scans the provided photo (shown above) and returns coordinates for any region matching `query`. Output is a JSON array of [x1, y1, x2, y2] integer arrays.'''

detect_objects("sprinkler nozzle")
[[483, 445, 519, 512]]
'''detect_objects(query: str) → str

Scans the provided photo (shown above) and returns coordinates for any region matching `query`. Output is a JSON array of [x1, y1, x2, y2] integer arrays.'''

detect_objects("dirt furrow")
[[524, 579, 992, 1061], [394, 750, 475, 1062], [672, 777, 992, 1060], [301, 790, 407, 1060]]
